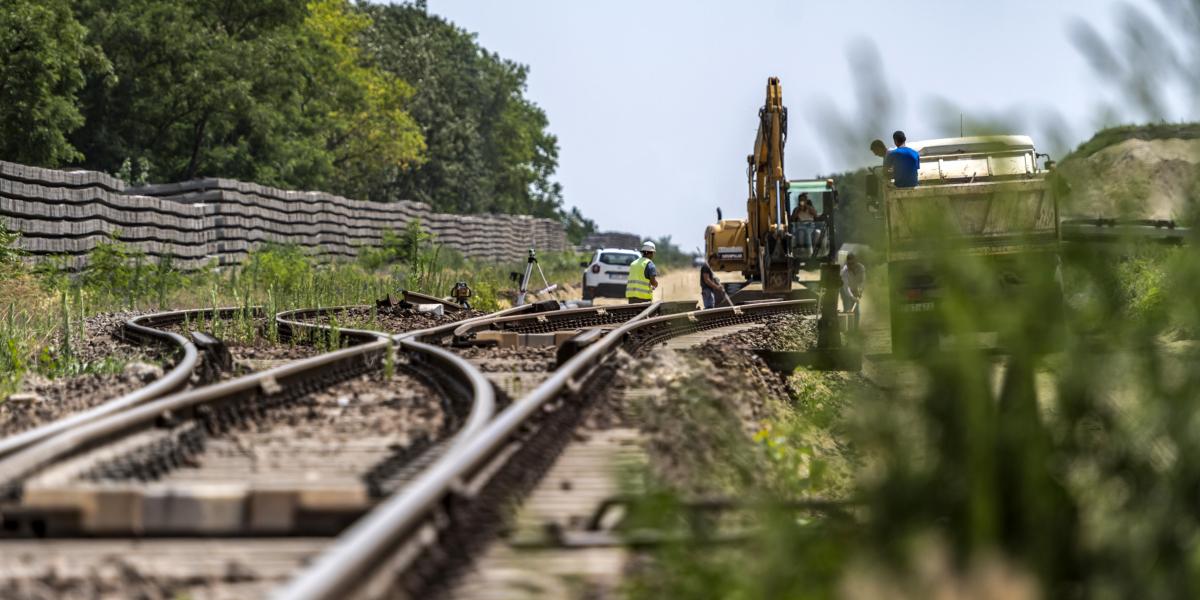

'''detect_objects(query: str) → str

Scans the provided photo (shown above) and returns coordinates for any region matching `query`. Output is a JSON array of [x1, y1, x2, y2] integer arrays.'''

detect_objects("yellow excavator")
[[705, 77, 797, 298], [705, 77, 853, 371]]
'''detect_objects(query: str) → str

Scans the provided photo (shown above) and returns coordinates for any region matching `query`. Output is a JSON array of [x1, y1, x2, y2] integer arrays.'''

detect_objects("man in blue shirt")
[[884, 130, 920, 188]]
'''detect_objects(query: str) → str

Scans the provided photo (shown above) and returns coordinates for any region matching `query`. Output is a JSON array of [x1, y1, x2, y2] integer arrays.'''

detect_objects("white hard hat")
[[641, 241, 656, 252]]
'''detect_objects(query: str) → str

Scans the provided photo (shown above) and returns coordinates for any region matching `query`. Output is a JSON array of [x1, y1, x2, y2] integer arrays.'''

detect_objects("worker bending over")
[[626, 241, 659, 304], [699, 260, 724, 309], [840, 252, 866, 330]]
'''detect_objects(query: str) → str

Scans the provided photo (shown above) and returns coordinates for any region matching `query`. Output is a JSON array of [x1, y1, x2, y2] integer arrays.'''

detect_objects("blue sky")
[[422, 1, 1180, 250]]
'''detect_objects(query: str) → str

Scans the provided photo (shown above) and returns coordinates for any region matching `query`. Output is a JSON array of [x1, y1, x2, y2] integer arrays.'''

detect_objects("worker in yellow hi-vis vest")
[[625, 241, 658, 304]]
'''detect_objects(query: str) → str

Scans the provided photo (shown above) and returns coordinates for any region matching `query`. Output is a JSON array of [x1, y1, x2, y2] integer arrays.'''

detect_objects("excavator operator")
[[790, 193, 819, 259]]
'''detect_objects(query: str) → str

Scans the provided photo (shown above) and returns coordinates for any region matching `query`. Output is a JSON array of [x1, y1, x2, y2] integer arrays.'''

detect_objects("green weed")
[[0, 228, 586, 396]]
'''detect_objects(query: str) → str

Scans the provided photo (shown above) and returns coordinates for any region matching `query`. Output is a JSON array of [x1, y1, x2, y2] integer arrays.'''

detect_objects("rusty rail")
[[0, 301, 525, 510], [0, 307, 266, 461], [277, 298, 814, 600]]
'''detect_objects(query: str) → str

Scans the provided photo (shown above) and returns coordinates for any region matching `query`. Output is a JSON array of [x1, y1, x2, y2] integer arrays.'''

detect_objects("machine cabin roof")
[[904, 135, 1042, 184], [786, 179, 835, 214], [909, 135, 1035, 157]]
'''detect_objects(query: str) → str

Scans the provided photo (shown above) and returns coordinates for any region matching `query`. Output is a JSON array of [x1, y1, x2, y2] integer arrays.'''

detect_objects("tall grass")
[[0, 222, 586, 396], [626, 216, 1200, 597]]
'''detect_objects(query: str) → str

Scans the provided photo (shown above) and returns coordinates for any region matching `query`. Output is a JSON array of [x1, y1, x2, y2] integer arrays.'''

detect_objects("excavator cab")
[[703, 77, 798, 298], [786, 178, 837, 271]]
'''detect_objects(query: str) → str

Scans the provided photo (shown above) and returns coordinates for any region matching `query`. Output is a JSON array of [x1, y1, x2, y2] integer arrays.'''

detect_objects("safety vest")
[[626, 257, 654, 300]]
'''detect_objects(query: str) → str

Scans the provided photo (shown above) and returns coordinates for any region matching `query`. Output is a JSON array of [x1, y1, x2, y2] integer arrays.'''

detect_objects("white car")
[[581, 248, 640, 300]]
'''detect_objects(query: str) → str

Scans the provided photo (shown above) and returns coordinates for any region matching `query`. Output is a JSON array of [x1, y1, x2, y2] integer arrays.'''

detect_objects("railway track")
[[0, 295, 498, 597], [0, 306, 281, 462], [447, 319, 776, 599], [0, 305, 369, 463], [280, 298, 813, 600], [0, 296, 813, 598]]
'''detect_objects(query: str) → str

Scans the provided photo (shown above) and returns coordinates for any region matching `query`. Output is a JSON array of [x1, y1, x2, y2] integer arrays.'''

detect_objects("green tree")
[[362, 3, 567, 218], [69, 0, 423, 195], [72, 0, 310, 183], [0, 0, 106, 166], [562, 206, 598, 245], [651, 235, 690, 268], [304, 0, 425, 200], [0, 0, 592, 231]]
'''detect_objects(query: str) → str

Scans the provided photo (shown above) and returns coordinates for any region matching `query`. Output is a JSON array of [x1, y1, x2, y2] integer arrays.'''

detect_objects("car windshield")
[[599, 252, 637, 266]]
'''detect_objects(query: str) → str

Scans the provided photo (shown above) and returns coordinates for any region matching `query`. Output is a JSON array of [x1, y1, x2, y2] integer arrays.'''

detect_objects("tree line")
[[0, 0, 596, 240]]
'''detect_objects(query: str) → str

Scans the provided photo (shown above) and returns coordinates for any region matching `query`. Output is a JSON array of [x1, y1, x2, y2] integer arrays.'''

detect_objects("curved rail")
[[274, 300, 537, 460], [274, 305, 399, 346], [0, 336, 392, 498], [277, 298, 814, 599], [0, 301, 524, 505], [273, 288, 532, 345], [452, 303, 647, 337], [0, 296, 798, 595], [621, 299, 816, 352], [276, 301, 665, 600], [0, 306, 264, 460], [450, 301, 688, 339]]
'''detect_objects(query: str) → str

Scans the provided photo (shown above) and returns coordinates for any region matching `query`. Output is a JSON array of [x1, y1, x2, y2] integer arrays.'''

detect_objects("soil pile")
[[1058, 132, 1200, 221]]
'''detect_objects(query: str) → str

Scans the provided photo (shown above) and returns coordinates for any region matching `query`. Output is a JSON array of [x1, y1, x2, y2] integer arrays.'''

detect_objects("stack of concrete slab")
[[581, 231, 643, 252], [0, 160, 569, 270]]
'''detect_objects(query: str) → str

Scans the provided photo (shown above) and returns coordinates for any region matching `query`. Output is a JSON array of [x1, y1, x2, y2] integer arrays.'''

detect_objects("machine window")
[[599, 252, 637, 266]]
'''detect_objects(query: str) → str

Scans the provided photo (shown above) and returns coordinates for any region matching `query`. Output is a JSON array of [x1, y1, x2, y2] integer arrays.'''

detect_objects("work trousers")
[[793, 222, 817, 257], [840, 287, 861, 331]]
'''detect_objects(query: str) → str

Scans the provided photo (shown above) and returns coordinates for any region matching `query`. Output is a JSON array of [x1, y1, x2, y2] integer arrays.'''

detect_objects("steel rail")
[[452, 303, 647, 335], [274, 300, 664, 600], [449, 301, 692, 339], [0, 306, 263, 460], [274, 305, 400, 346], [277, 298, 816, 600], [0, 298, 531, 492], [417, 303, 537, 344], [621, 298, 817, 352], [392, 304, 541, 455], [272, 299, 535, 459], [0, 305, 396, 494], [0, 335, 392, 497], [0, 297, 530, 480], [273, 288, 529, 344], [391, 301, 673, 463], [273, 302, 529, 460]]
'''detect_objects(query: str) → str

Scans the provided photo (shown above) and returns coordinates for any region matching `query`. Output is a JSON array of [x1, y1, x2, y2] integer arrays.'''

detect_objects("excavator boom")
[[704, 76, 796, 295], [747, 77, 793, 292]]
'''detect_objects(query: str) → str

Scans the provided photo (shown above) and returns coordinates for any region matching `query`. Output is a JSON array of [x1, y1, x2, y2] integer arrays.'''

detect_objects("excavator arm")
[[746, 77, 794, 292], [703, 76, 796, 293]]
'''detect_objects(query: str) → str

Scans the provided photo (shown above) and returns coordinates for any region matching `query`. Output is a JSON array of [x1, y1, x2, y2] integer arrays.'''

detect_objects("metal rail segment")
[[277, 298, 815, 600], [0, 335, 391, 499], [0, 300, 534, 500], [0, 307, 263, 461]]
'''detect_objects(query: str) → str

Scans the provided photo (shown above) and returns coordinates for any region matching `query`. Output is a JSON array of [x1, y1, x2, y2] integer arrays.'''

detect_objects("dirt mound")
[[1058, 135, 1200, 222]]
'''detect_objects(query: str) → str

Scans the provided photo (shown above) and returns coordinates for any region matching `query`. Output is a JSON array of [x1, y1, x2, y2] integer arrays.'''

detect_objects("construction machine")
[[705, 77, 799, 299], [786, 178, 839, 270], [703, 78, 855, 370], [871, 135, 1063, 354]]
